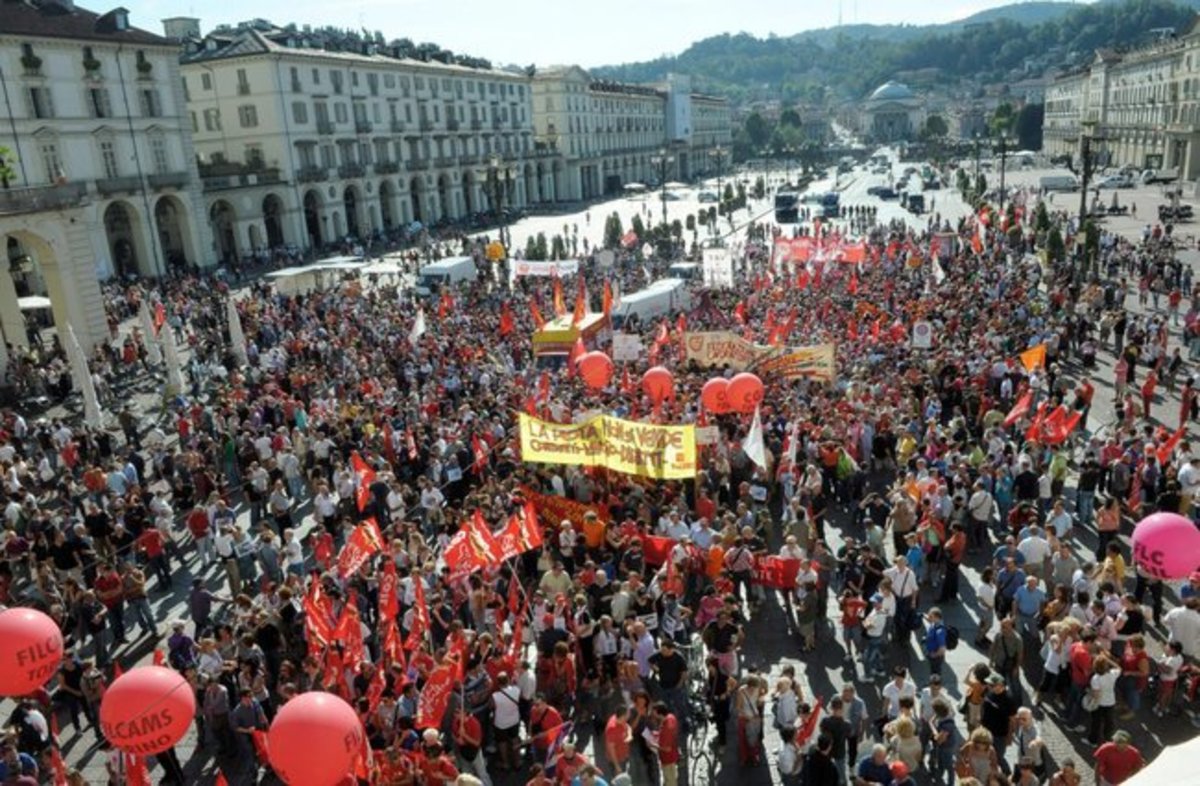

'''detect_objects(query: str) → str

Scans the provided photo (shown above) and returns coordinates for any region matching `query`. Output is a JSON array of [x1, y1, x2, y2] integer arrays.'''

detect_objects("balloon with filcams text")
[[100, 666, 195, 755], [0, 608, 63, 696]]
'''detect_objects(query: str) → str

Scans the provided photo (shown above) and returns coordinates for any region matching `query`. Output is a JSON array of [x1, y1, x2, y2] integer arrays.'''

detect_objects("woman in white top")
[[771, 677, 799, 733], [1088, 655, 1120, 745], [1035, 630, 1065, 706], [976, 568, 997, 646]]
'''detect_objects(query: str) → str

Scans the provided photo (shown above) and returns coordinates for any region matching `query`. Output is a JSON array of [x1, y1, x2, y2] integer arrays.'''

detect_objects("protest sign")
[[518, 414, 698, 479]]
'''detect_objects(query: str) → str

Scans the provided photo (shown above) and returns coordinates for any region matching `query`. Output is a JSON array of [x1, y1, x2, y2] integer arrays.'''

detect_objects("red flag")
[[971, 228, 984, 255], [125, 755, 150, 786], [49, 747, 68, 786], [214, 771, 230, 786], [251, 729, 271, 763], [1003, 390, 1034, 428], [313, 530, 334, 571], [603, 281, 613, 318], [794, 699, 824, 748], [620, 366, 635, 395], [572, 276, 587, 327], [848, 272, 859, 295], [567, 337, 585, 377], [537, 371, 552, 403], [663, 558, 684, 596], [444, 511, 502, 574], [642, 535, 675, 566], [530, 299, 546, 330], [553, 277, 566, 317], [382, 620, 406, 670], [337, 523, 382, 580], [764, 310, 778, 337], [405, 575, 430, 650], [438, 291, 454, 320], [350, 451, 376, 513], [734, 301, 747, 325], [870, 318, 882, 342], [381, 422, 396, 465], [303, 581, 336, 653], [1158, 426, 1187, 465], [416, 664, 456, 729], [751, 555, 804, 589], [797, 269, 810, 290], [847, 320, 858, 341], [471, 434, 488, 475], [153, 302, 166, 334], [152, 648, 164, 666], [676, 312, 687, 336], [335, 598, 365, 671], [521, 501, 544, 549], [379, 557, 399, 621], [499, 302, 516, 337]]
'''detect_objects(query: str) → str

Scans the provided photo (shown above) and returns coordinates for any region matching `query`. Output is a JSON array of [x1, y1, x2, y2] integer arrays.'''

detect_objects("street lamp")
[[996, 130, 1010, 216], [488, 155, 511, 250], [1078, 120, 1107, 279], [973, 132, 982, 200], [650, 148, 674, 228], [709, 145, 726, 206]]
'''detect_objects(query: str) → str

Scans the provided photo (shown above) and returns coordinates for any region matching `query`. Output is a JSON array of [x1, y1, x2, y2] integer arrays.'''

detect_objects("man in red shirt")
[[451, 708, 488, 783], [603, 705, 632, 776], [186, 504, 213, 567], [136, 527, 172, 591], [1067, 630, 1097, 728], [528, 696, 563, 763], [93, 562, 127, 644], [652, 702, 681, 786], [419, 732, 459, 786], [1094, 730, 1144, 785], [551, 741, 589, 786]]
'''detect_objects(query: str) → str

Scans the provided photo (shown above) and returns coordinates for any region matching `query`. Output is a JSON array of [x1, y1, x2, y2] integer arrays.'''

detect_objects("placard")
[[512, 260, 579, 278], [518, 413, 698, 479], [911, 320, 933, 350], [702, 247, 735, 289], [612, 333, 643, 362]]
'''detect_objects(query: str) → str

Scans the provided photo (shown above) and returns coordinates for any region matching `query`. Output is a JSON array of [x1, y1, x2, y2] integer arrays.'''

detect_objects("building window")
[[292, 101, 308, 124], [335, 103, 348, 123], [39, 140, 62, 181], [368, 73, 378, 96], [88, 87, 112, 118], [351, 71, 359, 88], [236, 68, 250, 94], [203, 108, 221, 131], [245, 144, 264, 167], [25, 86, 54, 119], [200, 72, 212, 90], [139, 89, 161, 118], [149, 136, 169, 173], [237, 104, 258, 128], [312, 68, 320, 85], [190, 111, 197, 132], [98, 139, 118, 178], [290, 67, 301, 93], [331, 71, 343, 94]]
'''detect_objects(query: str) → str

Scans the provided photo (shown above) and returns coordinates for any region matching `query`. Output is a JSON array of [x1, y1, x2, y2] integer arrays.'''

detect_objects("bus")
[[774, 191, 800, 223]]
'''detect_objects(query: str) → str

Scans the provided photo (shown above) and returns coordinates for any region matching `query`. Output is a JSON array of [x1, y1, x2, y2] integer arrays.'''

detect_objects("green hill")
[[590, 0, 1198, 104]]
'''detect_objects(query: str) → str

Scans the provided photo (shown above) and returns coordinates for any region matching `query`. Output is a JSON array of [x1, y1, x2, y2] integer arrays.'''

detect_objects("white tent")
[[1123, 736, 1200, 786], [226, 296, 248, 367], [137, 300, 162, 366], [65, 323, 102, 427]]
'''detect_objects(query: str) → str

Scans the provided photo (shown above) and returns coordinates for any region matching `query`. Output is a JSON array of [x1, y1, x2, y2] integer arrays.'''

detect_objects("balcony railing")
[[471, 118, 483, 131], [338, 163, 365, 179], [447, 118, 460, 131], [0, 182, 88, 216], [147, 171, 190, 190], [374, 161, 400, 175], [434, 156, 456, 168], [492, 117, 503, 129], [237, 83, 251, 95], [295, 166, 328, 183], [95, 175, 143, 195], [390, 120, 405, 133], [201, 167, 282, 191], [459, 154, 479, 165], [356, 120, 373, 134], [316, 120, 334, 135], [408, 159, 429, 171], [419, 119, 434, 132]]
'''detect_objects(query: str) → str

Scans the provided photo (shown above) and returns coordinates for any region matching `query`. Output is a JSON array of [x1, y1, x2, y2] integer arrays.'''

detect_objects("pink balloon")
[[727, 372, 765, 414], [268, 692, 364, 786], [1132, 512, 1200, 580], [0, 608, 63, 696], [100, 666, 195, 755], [577, 351, 613, 390], [701, 378, 732, 414]]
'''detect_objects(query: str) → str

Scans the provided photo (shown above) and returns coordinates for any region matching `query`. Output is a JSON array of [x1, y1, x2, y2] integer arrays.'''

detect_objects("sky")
[[121, 0, 1097, 67]]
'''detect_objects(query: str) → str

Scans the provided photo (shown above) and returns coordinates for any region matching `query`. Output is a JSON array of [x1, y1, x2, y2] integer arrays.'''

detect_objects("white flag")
[[786, 419, 799, 470], [408, 308, 426, 347], [744, 406, 767, 470]]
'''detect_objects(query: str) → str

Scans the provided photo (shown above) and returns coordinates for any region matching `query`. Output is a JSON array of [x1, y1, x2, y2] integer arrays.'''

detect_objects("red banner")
[[445, 511, 503, 574], [519, 485, 609, 532], [335, 599, 365, 671], [378, 558, 399, 621], [351, 451, 376, 513], [405, 576, 430, 651], [337, 523, 382, 580], [303, 582, 336, 652], [416, 664, 456, 729], [751, 555, 803, 590], [1003, 390, 1033, 428], [494, 504, 545, 562], [643, 535, 675, 567]]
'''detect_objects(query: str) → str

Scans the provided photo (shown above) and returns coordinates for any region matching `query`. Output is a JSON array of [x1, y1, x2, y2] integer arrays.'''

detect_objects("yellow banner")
[[682, 331, 770, 370], [751, 343, 837, 382], [518, 413, 698, 479]]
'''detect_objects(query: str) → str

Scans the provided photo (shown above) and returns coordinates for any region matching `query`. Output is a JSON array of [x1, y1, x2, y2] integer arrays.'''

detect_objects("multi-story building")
[[1041, 18, 1200, 180], [530, 67, 731, 200], [0, 0, 212, 350], [177, 19, 559, 258]]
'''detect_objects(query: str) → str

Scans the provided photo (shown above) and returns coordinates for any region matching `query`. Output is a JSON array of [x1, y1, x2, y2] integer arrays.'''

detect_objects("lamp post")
[[973, 131, 982, 201], [997, 130, 1010, 216], [710, 145, 726, 206], [488, 155, 512, 250], [1078, 120, 1107, 279], [650, 148, 674, 228]]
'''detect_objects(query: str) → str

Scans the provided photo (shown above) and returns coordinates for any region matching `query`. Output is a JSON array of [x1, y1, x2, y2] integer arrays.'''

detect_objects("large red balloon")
[[1131, 512, 1200, 580], [577, 351, 614, 390], [701, 378, 732, 414], [641, 366, 675, 404], [0, 608, 63, 696], [100, 666, 195, 755], [268, 692, 364, 786], [727, 372, 765, 413]]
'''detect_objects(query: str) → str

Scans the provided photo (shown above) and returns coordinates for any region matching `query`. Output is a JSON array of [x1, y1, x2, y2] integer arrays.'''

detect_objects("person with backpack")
[[923, 608, 950, 677], [928, 698, 961, 786]]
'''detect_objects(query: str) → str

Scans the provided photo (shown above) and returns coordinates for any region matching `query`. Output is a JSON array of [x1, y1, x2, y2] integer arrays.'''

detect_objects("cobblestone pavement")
[[15, 171, 1200, 785]]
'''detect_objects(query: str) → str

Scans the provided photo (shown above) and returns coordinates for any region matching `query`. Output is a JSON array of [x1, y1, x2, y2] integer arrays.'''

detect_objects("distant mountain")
[[590, 0, 1199, 105]]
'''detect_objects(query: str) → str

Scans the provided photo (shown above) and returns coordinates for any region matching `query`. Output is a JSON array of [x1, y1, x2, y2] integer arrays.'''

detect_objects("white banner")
[[703, 247, 734, 289], [512, 259, 579, 278], [696, 425, 720, 445], [612, 333, 643, 362], [911, 320, 934, 350]]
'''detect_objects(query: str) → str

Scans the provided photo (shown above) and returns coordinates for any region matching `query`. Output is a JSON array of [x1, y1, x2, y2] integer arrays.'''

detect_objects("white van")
[[415, 256, 477, 296], [1039, 174, 1080, 193], [611, 278, 691, 329]]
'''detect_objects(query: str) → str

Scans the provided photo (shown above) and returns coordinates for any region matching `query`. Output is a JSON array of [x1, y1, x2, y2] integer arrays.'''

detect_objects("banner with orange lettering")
[[518, 413, 698, 479]]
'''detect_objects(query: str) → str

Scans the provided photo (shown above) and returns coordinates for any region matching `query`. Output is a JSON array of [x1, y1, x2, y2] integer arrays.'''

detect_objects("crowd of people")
[[0, 172, 1197, 786]]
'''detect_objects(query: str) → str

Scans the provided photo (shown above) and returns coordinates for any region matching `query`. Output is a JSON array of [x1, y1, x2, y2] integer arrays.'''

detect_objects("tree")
[[685, 214, 696, 233], [603, 214, 622, 249], [1035, 201, 1050, 233], [956, 168, 971, 196], [1046, 225, 1065, 263], [921, 115, 948, 139], [780, 108, 802, 128], [534, 232, 548, 261], [524, 236, 538, 260], [670, 219, 683, 239], [630, 213, 645, 238], [1015, 103, 1045, 151], [753, 176, 765, 200], [990, 102, 1016, 137], [551, 234, 568, 260], [744, 112, 771, 148], [0, 146, 15, 189]]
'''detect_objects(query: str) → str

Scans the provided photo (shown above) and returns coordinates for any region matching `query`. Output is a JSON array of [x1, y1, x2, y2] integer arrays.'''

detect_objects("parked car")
[[876, 188, 898, 200], [1096, 174, 1134, 189], [698, 191, 718, 203], [1140, 168, 1180, 184]]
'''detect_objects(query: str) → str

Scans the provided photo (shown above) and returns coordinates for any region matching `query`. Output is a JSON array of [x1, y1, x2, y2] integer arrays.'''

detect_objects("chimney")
[[162, 16, 201, 41]]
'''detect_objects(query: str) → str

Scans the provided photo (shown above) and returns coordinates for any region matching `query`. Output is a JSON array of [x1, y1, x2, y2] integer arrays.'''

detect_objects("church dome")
[[869, 81, 915, 101]]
